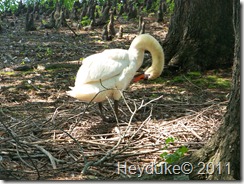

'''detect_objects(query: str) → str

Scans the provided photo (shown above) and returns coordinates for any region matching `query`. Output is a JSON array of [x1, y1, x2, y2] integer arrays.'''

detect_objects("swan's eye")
[[144, 74, 150, 80]]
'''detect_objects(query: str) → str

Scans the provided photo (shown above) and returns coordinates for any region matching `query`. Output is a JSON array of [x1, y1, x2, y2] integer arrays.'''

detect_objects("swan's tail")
[[66, 86, 76, 98]]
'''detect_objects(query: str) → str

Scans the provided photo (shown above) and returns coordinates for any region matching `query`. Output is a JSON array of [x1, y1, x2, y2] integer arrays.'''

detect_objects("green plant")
[[95, 4, 101, 15], [41, 19, 47, 25], [0, 0, 18, 12], [80, 16, 91, 26], [122, 14, 128, 20], [151, 0, 161, 12], [186, 71, 201, 79], [206, 75, 231, 89], [45, 47, 53, 56], [117, 3, 123, 13], [166, 0, 175, 15], [153, 77, 166, 84], [172, 76, 185, 83], [160, 137, 188, 164], [0, 71, 15, 75]]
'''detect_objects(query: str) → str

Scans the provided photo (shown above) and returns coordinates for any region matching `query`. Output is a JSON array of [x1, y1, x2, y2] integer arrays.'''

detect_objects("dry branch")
[[0, 93, 226, 179]]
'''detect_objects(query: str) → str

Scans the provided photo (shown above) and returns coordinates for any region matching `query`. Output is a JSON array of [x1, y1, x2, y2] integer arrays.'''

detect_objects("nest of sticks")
[[0, 94, 227, 180]]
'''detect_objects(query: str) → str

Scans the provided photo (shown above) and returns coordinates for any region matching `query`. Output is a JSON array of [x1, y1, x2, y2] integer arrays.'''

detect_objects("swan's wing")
[[74, 49, 130, 85]]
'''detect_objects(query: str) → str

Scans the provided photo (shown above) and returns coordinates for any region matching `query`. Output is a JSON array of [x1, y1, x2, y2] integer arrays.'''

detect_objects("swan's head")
[[130, 34, 165, 82], [144, 66, 162, 80], [133, 67, 162, 82]]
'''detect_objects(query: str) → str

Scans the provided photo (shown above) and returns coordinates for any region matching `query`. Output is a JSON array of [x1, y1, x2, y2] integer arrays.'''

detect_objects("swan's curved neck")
[[128, 34, 165, 79]]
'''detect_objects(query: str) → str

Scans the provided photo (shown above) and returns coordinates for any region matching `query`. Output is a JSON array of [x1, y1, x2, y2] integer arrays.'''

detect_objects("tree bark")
[[173, 0, 240, 180], [163, 0, 235, 71], [205, 0, 240, 179]]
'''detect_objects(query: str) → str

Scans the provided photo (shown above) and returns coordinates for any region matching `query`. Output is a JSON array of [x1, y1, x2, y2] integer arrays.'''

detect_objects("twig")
[[140, 95, 164, 108], [183, 75, 202, 90], [64, 20, 78, 37], [81, 96, 138, 174], [27, 80, 41, 91], [33, 145, 58, 169], [81, 94, 163, 174], [114, 148, 162, 159], [0, 117, 41, 180], [58, 128, 87, 164], [179, 122, 202, 141], [15, 145, 36, 170], [82, 126, 126, 174], [111, 106, 153, 157], [121, 91, 134, 114]]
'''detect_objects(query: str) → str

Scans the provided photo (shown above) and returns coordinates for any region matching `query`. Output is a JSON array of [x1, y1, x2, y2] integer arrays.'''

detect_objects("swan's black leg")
[[114, 100, 119, 120], [98, 101, 119, 122], [98, 102, 107, 121]]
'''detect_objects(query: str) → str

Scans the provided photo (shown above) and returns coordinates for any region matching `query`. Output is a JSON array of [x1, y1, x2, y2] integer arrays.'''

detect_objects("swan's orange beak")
[[133, 74, 145, 83]]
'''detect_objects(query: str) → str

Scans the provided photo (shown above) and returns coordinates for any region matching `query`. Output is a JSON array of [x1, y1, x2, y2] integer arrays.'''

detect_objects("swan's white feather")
[[75, 49, 132, 86]]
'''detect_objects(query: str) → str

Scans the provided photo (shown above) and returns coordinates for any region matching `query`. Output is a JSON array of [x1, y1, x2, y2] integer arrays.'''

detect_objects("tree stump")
[[101, 24, 109, 41], [107, 13, 116, 38], [25, 12, 36, 31], [139, 21, 145, 34], [117, 25, 123, 39], [95, 5, 110, 26], [43, 11, 55, 29], [138, 15, 143, 31]]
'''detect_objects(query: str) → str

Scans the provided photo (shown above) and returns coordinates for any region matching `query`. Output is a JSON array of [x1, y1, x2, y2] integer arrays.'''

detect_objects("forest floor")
[[0, 13, 232, 180]]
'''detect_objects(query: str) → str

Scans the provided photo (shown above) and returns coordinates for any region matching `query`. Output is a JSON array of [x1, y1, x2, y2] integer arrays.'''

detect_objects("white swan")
[[67, 34, 165, 120]]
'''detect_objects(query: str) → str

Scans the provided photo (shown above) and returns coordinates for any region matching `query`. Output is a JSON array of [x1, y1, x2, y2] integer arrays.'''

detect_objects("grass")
[[170, 71, 231, 90], [157, 71, 232, 90], [152, 77, 167, 84], [206, 76, 231, 89], [0, 71, 16, 76]]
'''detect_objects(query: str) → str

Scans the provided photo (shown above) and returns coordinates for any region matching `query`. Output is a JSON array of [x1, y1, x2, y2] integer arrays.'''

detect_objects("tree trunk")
[[203, 0, 240, 179], [174, 0, 240, 180], [163, 0, 235, 71]]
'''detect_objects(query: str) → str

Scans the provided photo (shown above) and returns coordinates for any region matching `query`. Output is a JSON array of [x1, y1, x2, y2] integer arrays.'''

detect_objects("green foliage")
[[1, 0, 174, 15], [165, 137, 175, 144], [117, 3, 123, 13], [61, 0, 76, 10], [186, 71, 202, 78], [80, 16, 91, 26], [171, 76, 185, 83], [24, 0, 38, 6], [95, 5, 101, 15], [45, 47, 53, 56], [150, 0, 161, 12], [41, 19, 47, 25], [151, 77, 166, 84], [160, 137, 188, 164], [166, 0, 175, 14], [122, 14, 128, 20], [0, 0, 78, 13], [0, 71, 15, 76], [0, 0, 18, 12]]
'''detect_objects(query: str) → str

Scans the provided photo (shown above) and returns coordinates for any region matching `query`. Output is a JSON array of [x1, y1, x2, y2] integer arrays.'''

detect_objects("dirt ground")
[[0, 14, 231, 180]]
